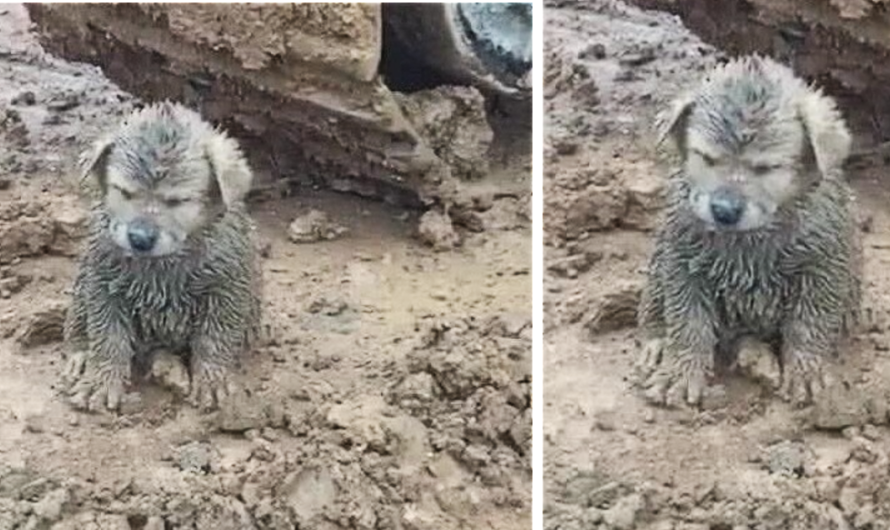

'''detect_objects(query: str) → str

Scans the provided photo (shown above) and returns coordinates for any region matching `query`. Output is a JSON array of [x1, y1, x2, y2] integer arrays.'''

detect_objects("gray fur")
[[638, 56, 861, 406], [64, 102, 261, 411]]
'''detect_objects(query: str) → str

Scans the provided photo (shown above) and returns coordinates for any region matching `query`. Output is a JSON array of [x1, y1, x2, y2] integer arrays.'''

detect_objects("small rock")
[[581, 43, 607, 60], [46, 93, 80, 112], [547, 251, 601, 278], [813, 384, 871, 430], [176, 442, 214, 473], [150, 350, 191, 397], [11, 91, 36, 106], [0, 274, 30, 295], [622, 170, 666, 230], [288, 209, 348, 243], [51, 205, 89, 256], [216, 391, 268, 433], [603, 493, 645, 530], [766, 441, 807, 477], [33, 488, 69, 522], [553, 137, 579, 156], [144, 516, 166, 530], [307, 296, 349, 316], [593, 410, 618, 431], [417, 210, 459, 251], [0, 108, 28, 147], [619, 47, 657, 67], [16, 300, 67, 348], [585, 282, 641, 335]]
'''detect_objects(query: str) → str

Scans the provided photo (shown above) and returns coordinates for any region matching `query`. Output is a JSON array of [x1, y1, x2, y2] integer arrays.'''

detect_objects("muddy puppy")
[[637, 55, 861, 407], [64, 101, 261, 411]]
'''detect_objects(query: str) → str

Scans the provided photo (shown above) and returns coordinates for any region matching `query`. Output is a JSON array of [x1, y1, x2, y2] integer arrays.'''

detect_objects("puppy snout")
[[127, 218, 159, 252], [709, 188, 746, 226]]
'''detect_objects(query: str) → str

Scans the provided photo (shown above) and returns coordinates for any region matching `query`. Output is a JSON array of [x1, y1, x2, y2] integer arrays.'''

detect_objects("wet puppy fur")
[[63, 101, 261, 411], [637, 55, 861, 407]]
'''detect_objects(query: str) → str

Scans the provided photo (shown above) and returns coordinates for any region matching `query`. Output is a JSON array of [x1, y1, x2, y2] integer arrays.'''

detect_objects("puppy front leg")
[[188, 295, 250, 410], [642, 281, 718, 408], [781, 274, 847, 405], [67, 318, 134, 412]]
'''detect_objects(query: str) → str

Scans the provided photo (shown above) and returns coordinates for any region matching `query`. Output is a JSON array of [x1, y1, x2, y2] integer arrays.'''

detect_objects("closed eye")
[[751, 163, 779, 176], [113, 185, 134, 200], [693, 150, 717, 167], [163, 197, 188, 208]]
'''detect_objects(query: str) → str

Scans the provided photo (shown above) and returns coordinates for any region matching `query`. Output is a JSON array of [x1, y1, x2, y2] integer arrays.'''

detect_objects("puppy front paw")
[[63, 353, 129, 412], [780, 350, 830, 406], [188, 360, 237, 411], [637, 342, 712, 408]]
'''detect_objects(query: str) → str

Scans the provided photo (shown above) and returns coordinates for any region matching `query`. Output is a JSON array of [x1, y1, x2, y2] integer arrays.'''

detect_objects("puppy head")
[[81, 102, 253, 257], [657, 55, 851, 232]]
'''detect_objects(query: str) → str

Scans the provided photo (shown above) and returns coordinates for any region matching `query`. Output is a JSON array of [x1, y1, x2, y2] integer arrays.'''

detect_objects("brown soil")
[[0, 5, 530, 530], [545, 2, 890, 529]]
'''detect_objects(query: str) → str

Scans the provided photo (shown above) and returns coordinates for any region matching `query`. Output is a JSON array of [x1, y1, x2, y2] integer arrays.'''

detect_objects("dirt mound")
[[392, 315, 532, 487]]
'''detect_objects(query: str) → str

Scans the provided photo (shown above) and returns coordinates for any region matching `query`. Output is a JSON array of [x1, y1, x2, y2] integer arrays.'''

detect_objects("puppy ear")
[[797, 90, 851, 179], [656, 94, 695, 157], [204, 133, 253, 208], [79, 138, 115, 192]]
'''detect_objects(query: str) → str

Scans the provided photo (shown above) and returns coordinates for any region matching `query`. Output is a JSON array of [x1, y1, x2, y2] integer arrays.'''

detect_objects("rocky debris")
[[544, 167, 627, 240], [176, 442, 215, 473], [547, 250, 602, 279], [215, 391, 269, 433], [16, 300, 66, 348], [10, 91, 36, 106], [812, 384, 882, 431], [603, 493, 646, 530], [0, 107, 29, 147], [765, 441, 808, 478], [288, 209, 348, 244], [50, 203, 89, 256], [306, 295, 349, 317], [416, 210, 460, 251], [392, 315, 531, 489], [584, 282, 641, 335], [396, 86, 494, 181]]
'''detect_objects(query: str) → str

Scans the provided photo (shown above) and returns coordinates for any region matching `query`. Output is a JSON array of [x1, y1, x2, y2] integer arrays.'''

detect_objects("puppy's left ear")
[[79, 137, 115, 193], [204, 133, 253, 208], [797, 90, 851, 179], [656, 93, 695, 158]]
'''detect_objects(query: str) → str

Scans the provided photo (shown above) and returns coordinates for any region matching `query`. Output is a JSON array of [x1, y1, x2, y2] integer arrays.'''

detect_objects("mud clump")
[[393, 315, 531, 489], [396, 86, 494, 181], [16, 300, 67, 348], [416, 210, 460, 251], [584, 281, 640, 335], [288, 209, 349, 243]]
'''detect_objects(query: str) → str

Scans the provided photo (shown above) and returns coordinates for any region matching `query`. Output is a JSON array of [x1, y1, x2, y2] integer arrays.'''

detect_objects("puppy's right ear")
[[204, 133, 254, 209], [79, 138, 115, 193], [656, 94, 695, 157]]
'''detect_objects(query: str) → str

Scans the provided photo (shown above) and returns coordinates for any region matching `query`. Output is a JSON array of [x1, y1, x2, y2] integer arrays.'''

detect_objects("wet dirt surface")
[[0, 5, 530, 529], [545, 1, 890, 529]]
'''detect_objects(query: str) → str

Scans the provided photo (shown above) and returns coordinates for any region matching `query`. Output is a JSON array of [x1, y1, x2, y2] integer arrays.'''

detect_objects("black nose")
[[127, 219, 158, 252], [709, 188, 746, 226]]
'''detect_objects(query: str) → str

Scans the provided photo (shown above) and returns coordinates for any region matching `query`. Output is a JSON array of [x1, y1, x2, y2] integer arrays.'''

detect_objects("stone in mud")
[[417, 210, 459, 251], [16, 300, 67, 348], [288, 209, 348, 243]]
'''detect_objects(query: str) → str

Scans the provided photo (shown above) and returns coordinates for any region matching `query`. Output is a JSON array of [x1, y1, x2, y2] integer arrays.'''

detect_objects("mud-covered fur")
[[637, 56, 861, 406], [64, 102, 261, 411]]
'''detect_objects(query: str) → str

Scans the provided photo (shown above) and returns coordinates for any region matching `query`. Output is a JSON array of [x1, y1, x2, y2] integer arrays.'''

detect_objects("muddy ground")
[[0, 5, 530, 530], [545, 1, 890, 529]]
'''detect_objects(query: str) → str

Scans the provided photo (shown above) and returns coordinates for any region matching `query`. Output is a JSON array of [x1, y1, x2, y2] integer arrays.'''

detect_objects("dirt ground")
[[0, 5, 530, 530], [545, 1, 890, 529]]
